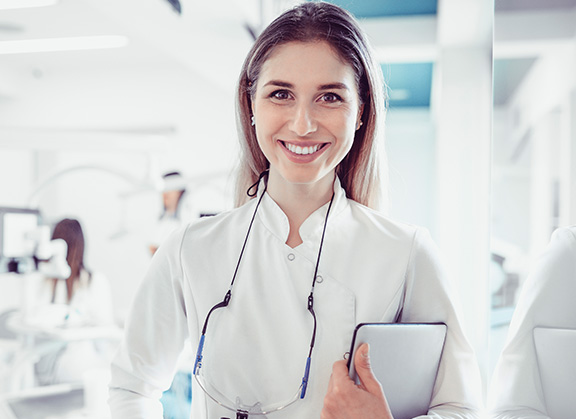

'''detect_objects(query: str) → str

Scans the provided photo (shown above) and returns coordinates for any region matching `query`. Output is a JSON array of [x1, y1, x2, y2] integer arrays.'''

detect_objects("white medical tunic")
[[489, 226, 576, 418], [109, 179, 482, 418]]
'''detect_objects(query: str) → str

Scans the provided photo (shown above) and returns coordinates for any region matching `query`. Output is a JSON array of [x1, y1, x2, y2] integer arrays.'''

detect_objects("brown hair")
[[235, 1, 387, 209], [51, 218, 90, 302]]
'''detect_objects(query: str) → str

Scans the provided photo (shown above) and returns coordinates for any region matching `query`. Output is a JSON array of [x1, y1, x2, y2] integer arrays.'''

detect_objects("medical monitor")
[[0, 207, 41, 272]]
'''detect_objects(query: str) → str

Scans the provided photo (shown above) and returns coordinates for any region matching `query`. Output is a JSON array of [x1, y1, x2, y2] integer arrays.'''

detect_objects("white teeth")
[[285, 143, 321, 155]]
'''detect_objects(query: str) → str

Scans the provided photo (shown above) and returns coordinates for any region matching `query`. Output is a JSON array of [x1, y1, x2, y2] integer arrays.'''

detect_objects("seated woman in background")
[[35, 218, 115, 385], [489, 226, 576, 418]]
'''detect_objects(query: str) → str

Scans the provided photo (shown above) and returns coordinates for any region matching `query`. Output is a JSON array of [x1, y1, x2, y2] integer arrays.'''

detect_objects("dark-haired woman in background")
[[35, 218, 114, 384]]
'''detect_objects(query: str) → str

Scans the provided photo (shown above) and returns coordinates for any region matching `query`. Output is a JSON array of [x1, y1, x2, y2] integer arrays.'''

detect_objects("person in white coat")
[[489, 226, 576, 418], [35, 218, 115, 384], [149, 171, 196, 256], [109, 3, 482, 418]]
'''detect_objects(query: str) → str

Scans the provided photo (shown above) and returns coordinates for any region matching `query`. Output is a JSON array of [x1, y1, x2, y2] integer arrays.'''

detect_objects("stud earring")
[[356, 120, 363, 131], [251, 116, 255, 126]]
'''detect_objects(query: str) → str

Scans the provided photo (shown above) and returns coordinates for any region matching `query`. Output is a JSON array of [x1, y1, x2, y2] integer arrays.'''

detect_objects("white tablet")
[[533, 327, 576, 419], [348, 323, 447, 419]]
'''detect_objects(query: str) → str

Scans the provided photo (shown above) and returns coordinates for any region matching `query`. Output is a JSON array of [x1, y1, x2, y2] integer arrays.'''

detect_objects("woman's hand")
[[321, 343, 394, 419]]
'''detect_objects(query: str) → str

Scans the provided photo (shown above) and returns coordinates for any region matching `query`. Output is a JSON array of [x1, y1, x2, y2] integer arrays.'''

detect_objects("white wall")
[[493, 42, 576, 260], [0, 150, 36, 208], [491, 108, 531, 252], [386, 108, 437, 236]]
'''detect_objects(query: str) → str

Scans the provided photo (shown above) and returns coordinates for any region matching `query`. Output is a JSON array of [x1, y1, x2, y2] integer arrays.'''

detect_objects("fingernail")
[[361, 343, 370, 359]]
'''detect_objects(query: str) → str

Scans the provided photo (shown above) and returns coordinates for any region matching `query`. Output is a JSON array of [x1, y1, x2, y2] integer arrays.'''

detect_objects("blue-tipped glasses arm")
[[300, 356, 312, 399], [194, 334, 206, 375]]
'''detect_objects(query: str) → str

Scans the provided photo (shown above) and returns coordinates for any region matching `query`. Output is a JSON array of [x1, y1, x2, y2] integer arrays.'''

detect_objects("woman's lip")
[[281, 140, 326, 148], [278, 140, 329, 162]]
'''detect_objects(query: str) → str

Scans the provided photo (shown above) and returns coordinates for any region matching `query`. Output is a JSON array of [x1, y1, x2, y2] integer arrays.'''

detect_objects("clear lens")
[[194, 370, 302, 415]]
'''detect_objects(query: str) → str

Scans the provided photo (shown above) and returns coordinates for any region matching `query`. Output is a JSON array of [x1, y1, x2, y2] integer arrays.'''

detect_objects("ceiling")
[[327, 0, 438, 107], [0, 0, 255, 89], [495, 0, 576, 12], [493, 0, 576, 105], [329, 0, 576, 107], [0, 0, 575, 140], [326, 0, 437, 18]]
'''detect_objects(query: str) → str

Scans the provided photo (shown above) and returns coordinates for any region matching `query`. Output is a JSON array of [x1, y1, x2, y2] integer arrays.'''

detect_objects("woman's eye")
[[320, 93, 342, 103], [271, 90, 291, 100]]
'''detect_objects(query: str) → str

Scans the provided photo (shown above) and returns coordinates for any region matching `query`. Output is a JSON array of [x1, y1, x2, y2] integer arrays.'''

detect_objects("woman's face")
[[163, 190, 182, 213], [252, 41, 363, 188]]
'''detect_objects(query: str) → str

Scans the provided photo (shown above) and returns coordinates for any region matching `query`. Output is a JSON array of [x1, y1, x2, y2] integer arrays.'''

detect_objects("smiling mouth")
[[281, 141, 328, 155]]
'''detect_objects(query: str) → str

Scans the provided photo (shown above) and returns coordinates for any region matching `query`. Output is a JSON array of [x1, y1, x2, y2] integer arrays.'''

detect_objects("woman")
[[149, 171, 194, 256], [109, 3, 481, 418], [41, 218, 113, 326], [36, 218, 114, 384], [489, 226, 576, 418]]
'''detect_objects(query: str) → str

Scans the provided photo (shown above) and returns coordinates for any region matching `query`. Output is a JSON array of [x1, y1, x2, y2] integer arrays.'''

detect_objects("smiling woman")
[[235, 2, 386, 211], [109, 3, 483, 419], [251, 41, 362, 209], [248, 40, 367, 248]]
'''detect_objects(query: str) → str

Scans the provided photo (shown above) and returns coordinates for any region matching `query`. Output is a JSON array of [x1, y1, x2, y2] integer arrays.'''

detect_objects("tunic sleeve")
[[402, 228, 483, 418], [108, 227, 190, 418], [488, 227, 576, 418]]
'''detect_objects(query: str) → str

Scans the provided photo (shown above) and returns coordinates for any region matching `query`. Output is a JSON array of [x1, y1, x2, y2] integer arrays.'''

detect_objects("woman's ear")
[[251, 101, 257, 127], [358, 104, 365, 121], [356, 104, 365, 131], [251, 93, 257, 116]]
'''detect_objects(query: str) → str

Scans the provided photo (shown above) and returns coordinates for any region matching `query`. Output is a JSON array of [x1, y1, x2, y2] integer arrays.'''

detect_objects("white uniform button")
[[287, 253, 295, 261], [316, 275, 324, 283]]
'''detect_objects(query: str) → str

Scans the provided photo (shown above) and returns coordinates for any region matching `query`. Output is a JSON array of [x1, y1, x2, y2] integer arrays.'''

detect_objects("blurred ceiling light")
[[0, 0, 58, 10], [389, 89, 411, 101], [0, 35, 129, 54]]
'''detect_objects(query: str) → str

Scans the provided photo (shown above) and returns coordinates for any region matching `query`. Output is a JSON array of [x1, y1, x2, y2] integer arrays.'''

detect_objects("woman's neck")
[[266, 170, 335, 248]]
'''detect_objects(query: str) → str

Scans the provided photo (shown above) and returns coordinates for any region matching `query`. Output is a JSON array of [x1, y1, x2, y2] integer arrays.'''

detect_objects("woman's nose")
[[289, 103, 317, 136]]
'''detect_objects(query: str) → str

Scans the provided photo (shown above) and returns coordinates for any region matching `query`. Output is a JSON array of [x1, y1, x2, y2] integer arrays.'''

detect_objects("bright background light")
[[0, 36, 130, 54]]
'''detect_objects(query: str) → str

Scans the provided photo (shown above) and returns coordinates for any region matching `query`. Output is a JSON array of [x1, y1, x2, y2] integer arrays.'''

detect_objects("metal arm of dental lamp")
[[27, 164, 162, 208]]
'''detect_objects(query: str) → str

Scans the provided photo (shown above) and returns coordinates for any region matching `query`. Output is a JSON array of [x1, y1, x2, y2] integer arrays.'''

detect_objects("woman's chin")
[[272, 167, 335, 190]]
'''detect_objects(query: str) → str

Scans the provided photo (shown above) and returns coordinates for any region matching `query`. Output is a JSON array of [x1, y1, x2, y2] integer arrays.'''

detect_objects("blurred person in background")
[[489, 226, 576, 418], [34, 218, 115, 385], [148, 171, 196, 256]]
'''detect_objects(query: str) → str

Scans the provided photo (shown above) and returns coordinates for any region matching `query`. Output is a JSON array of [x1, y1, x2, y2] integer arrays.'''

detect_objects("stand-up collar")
[[256, 177, 349, 248]]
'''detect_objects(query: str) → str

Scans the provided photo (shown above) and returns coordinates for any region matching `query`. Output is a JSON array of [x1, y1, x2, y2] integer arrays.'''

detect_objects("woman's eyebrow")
[[262, 80, 350, 91], [263, 80, 293, 88], [318, 82, 349, 91]]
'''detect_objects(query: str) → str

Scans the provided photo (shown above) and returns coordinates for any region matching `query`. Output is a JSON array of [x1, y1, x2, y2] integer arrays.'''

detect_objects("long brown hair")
[[235, 1, 387, 209], [51, 218, 91, 302]]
